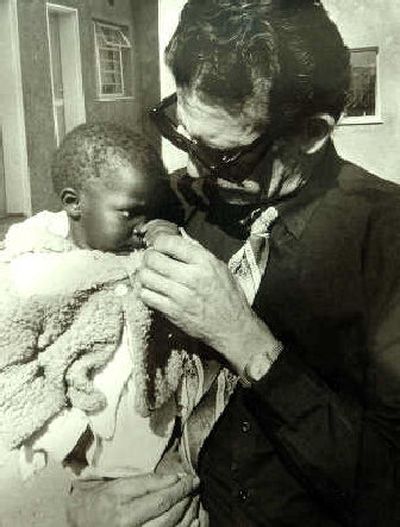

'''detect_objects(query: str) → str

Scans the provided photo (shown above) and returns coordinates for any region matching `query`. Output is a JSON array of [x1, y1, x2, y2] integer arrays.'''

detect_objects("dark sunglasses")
[[149, 93, 272, 183]]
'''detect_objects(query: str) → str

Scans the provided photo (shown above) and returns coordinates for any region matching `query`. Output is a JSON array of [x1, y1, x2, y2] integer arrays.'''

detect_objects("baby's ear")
[[60, 187, 81, 220]]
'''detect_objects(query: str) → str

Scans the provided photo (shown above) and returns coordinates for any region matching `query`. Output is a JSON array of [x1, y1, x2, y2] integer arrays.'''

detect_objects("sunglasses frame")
[[149, 92, 271, 182]]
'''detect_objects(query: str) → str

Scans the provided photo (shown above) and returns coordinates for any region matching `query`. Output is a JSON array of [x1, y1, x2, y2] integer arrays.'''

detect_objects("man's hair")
[[51, 122, 168, 194], [165, 0, 350, 138]]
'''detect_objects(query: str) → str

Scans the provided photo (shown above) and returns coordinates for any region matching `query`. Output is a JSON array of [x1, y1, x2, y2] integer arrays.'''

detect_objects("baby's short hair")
[[51, 122, 167, 194], [52, 122, 183, 223]]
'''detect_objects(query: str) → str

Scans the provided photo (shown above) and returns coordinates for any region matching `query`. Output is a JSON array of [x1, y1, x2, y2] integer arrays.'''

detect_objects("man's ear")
[[60, 187, 81, 220], [301, 113, 336, 154]]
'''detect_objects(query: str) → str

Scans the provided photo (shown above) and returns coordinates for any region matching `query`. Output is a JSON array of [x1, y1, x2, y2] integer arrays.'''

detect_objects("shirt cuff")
[[247, 349, 330, 429]]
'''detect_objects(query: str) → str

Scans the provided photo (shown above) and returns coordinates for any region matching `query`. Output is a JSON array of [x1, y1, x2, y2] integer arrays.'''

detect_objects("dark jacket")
[[179, 142, 400, 526]]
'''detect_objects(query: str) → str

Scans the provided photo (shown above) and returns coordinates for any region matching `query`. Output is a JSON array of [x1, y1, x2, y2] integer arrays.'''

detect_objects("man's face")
[[78, 160, 155, 252], [177, 89, 269, 204]]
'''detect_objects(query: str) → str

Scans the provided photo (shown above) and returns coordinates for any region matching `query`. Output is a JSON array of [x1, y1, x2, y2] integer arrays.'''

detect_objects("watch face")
[[247, 352, 270, 382]]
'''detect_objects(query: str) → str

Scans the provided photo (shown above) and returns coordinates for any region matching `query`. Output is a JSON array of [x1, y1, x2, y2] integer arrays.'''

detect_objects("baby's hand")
[[141, 220, 180, 247]]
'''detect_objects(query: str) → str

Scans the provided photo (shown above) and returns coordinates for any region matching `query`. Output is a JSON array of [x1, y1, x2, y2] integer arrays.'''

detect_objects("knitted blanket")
[[0, 213, 194, 450]]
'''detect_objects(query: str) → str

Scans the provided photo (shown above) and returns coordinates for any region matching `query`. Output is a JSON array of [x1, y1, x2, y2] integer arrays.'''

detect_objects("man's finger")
[[152, 234, 204, 264], [139, 268, 193, 301], [141, 497, 191, 527], [140, 219, 178, 234], [124, 476, 199, 526], [139, 287, 179, 321], [198, 503, 210, 527], [177, 495, 200, 527], [145, 229, 176, 246], [142, 250, 193, 284]]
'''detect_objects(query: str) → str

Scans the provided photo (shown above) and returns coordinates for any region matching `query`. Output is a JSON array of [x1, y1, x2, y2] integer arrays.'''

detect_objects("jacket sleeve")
[[243, 204, 400, 527]]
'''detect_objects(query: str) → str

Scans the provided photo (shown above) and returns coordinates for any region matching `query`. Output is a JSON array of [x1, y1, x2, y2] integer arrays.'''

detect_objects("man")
[[139, 0, 400, 525], [69, 1, 400, 525]]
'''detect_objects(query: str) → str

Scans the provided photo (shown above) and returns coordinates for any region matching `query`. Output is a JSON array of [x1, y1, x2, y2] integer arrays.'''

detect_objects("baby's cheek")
[[100, 219, 128, 246]]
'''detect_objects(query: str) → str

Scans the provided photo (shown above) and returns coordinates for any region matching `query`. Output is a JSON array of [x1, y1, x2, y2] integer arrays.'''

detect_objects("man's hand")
[[138, 234, 279, 375], [66, 472, 200, 527]]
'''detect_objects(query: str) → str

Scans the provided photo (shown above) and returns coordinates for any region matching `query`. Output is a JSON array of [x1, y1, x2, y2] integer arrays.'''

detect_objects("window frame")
[[339, 46, 382, 126]]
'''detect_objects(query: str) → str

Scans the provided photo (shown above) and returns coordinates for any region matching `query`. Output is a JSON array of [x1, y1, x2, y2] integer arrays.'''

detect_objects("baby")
[[0, 123, 235, 483]]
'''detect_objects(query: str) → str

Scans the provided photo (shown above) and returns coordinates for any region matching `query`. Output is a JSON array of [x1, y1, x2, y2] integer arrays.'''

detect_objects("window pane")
[[102, 85, 115, 94], [99, 47, 122, 89], [95, 23, 131, 49], [100, 59, 116, 69], [102, 83, 123, 95], [103, 72, 121, 84], [345, 49, 377, 117]]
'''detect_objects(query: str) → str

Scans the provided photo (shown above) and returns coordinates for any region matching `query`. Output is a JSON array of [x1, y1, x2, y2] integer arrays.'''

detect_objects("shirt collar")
[[174, 139, 343, 241], [275, 140, 343, 240]]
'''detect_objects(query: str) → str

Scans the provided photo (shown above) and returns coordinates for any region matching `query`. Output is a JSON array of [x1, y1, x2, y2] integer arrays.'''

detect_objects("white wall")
[[324, 0, 400, 183], [158, 0, 187, 173], [0, 0, 31, 214]]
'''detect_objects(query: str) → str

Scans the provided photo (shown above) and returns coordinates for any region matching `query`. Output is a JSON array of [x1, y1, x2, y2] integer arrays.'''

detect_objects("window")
[[94, 21, 132, 98], [340, 47, 381, 125]]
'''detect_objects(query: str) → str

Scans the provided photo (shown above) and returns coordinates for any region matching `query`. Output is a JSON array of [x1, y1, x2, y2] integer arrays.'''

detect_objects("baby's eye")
[[119, 207, 145, 220], [118, 209, 138, 221]]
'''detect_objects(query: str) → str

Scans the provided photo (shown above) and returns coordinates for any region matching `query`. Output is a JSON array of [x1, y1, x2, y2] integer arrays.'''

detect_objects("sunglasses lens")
[[152, 94, 271, 179]]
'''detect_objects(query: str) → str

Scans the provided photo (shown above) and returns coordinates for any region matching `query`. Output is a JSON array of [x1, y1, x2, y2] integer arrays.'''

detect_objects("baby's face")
[[78, 160, 156, 252]]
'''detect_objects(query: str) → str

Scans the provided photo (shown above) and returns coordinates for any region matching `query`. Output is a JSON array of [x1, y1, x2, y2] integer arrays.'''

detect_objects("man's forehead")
[[176, 88, 261, 150]]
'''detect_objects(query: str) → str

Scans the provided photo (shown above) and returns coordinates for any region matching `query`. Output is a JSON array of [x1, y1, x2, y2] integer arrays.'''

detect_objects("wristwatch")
[[240, 340, 284, 387]]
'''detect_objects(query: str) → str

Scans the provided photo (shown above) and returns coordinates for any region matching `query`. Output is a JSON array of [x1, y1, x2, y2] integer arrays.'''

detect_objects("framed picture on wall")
[[340, 46, 382, 125]]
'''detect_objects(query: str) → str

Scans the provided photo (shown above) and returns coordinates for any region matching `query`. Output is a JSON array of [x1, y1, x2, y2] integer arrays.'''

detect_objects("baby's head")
[[52, 123, 181, 252]]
